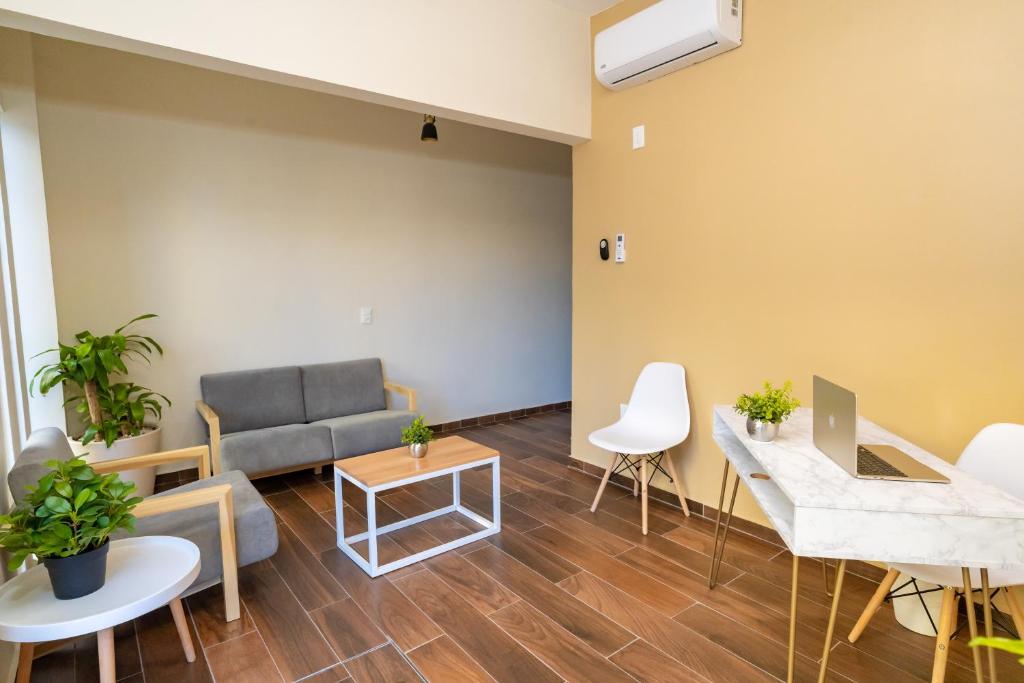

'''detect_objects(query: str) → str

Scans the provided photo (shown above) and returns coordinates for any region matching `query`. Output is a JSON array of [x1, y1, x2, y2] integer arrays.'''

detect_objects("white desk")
[[708, 406, 1024, 682]]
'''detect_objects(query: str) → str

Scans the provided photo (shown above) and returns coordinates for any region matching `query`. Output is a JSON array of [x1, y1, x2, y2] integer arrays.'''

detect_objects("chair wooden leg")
[[97, 628, 115, 683], [633, 467, 639, 497], [1004, 586, 1024, 638], [15, 643, 33, 683], [931, 586, 958, 683], [848, 567, 900, 643], [662, 451, 690, 517], [640, 457, 649, 536], [591, 453, 618, 513], [169, 598, 197, 662]]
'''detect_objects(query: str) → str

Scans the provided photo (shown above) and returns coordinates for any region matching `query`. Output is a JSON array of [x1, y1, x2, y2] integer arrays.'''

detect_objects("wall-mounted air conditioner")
[[594, 0, 742, 91]]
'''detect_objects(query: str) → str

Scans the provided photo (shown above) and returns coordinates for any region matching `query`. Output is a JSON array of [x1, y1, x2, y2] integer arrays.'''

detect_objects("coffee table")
[[0, 536, 200, 683], [333, 435, 501, 577]]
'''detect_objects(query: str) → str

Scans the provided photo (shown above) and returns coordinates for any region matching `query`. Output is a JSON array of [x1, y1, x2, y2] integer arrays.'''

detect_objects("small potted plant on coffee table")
[[0, 458, 141, 599], [734, 380, 801, 442], [401, 416, 434, 459]]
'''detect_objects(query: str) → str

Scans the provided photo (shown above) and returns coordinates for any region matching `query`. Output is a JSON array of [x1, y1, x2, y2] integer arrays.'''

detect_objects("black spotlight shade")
[[421, 114, 438, 142]]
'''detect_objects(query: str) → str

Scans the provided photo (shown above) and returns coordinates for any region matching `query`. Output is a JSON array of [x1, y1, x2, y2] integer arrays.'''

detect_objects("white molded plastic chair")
[[589, 362, 692, 534], [848, 423, 1024, 681]]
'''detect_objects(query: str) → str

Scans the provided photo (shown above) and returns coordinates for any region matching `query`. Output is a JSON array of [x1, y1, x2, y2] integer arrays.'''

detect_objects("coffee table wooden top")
[[334, 436, 498, 489]]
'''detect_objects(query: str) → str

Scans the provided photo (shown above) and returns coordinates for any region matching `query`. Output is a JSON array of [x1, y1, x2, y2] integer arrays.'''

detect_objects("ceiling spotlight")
[[420, 114, 438, 143]]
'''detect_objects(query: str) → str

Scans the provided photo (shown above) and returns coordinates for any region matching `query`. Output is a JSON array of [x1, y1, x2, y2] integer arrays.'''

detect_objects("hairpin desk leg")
[[709, 470, 740, 588], [817, 559, 847, 683], [961, 568, 984, 683], [980, 569, 996, 683], [708, 458, 731, 588], [789, 554, 799, 683]]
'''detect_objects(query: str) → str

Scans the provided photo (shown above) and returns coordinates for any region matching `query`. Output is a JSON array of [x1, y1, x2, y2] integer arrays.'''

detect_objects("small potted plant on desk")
[[0, 458, 141, 599], [734, 380, 801, 442], [401, 416, 434, 459]]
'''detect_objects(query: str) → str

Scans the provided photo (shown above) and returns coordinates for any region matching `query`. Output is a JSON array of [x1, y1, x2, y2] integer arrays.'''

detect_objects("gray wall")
[[33, 37, 572, 450]]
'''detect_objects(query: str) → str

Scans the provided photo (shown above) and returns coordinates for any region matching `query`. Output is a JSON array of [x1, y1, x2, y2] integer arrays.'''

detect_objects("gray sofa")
[[196, 358, 417, 477]]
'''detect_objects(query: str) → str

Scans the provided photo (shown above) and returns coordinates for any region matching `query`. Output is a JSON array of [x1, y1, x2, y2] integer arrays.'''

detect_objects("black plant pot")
[[42, 542, 110, 600]]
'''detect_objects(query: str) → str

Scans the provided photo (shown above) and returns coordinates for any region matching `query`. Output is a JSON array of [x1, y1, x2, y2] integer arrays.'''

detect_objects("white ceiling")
[[548, 0, 620, 16]]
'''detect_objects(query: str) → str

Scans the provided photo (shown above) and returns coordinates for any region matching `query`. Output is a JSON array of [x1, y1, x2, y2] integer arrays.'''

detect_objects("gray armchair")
[[7, 428, 278, 623]]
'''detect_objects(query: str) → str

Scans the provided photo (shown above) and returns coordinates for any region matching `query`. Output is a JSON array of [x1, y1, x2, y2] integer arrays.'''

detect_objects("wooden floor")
[[28, 410, 1022, 682]]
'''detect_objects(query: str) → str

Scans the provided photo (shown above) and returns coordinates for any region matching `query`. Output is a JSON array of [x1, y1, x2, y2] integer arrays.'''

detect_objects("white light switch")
[[360, 307, 373, 325], [615, 233, 626, 263], [632, 125, 645, 150]]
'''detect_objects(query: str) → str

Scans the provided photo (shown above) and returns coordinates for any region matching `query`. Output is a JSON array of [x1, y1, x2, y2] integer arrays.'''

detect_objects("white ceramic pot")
[[71, 427, 161, 497]]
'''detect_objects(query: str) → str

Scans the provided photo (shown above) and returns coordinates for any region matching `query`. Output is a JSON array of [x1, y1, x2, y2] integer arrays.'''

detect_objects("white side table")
[[0, 536, 201, 683]]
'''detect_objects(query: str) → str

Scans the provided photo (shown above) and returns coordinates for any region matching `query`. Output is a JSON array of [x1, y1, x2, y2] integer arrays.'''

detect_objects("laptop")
[[812, 376, 949, 483]]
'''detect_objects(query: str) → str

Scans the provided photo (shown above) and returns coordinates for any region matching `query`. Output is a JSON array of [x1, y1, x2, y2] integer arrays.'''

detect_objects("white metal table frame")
[[334, 455, 501, 577]]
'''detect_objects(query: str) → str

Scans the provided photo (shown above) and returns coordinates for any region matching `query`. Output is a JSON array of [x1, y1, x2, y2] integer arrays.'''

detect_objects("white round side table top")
[[0, 536, 200, 642]]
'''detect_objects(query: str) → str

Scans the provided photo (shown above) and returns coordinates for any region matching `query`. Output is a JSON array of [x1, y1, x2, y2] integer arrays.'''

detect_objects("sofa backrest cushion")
[[300, 358, 386, 422], [200, 366, 306, 434], [10, 428, 76, 505]]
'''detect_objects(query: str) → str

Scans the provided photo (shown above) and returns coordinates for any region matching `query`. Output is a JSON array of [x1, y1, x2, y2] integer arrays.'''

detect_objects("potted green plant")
[[0, 457, 141, 599], [734, 380, 801, 442], [30, 314, 170, 496], [401, 416, 434, 459]]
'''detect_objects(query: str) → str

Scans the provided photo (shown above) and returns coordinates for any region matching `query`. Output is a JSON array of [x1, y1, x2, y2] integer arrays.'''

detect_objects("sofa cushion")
[[300, 359, 386, 422], [200, 366, 306, 434], [118, 470, 277, 590], [315, 410, 416, 459], [220, 423, 333, 476], [9, 428, 77, 506]]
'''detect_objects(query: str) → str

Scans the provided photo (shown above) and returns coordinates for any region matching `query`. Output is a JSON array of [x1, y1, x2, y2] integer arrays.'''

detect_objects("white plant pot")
[[71, 427, 161, 497]]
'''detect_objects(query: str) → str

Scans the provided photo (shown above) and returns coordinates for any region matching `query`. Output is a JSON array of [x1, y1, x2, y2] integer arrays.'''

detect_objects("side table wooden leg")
[[170, 598, 197, 662], [15, 643, 33, 683], [97, 628, 115, 683]]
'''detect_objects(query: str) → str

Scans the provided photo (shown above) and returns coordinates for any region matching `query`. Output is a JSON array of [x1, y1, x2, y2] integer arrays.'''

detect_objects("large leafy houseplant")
[[30, 314, 170, 447], [0, 457, 140, 598]]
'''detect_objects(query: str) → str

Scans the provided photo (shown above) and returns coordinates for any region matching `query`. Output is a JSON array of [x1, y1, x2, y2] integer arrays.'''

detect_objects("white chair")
[[589, 362, 692, 534], [848, 423, 1024, 682]]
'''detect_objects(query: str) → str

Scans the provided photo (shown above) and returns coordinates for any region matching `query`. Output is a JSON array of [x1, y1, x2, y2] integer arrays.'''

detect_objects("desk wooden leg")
[[590, 453, 618, 513], [931, 586, 958, 683], [980, 570, 996, 683], [788, 554, 799, 683], [640, 457, 649, 536], [961, 569, 984, 683], [97, 627, 115, 683], [849, 567, 899, 643], [817, 559, 847, 683], [15, 643, 33, 683], [170, 598, 197, 662]]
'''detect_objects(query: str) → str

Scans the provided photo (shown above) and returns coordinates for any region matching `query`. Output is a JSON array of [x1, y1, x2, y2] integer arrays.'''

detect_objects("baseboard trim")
[[429, 401, 571, 434]]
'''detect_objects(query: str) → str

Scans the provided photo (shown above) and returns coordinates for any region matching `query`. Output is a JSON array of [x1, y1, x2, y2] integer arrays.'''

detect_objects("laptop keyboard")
[[857, 446, 908, 478]]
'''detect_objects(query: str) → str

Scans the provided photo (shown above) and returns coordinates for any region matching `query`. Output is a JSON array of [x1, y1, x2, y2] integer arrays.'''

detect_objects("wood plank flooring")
[[28, 410, 1023, 682]]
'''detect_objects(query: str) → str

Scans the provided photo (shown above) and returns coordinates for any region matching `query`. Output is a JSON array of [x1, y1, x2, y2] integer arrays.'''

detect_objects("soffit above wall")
[[547, 0, 621, 16]]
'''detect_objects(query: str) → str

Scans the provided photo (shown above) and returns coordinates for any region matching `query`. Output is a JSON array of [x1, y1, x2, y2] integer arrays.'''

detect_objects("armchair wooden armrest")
[[195, 400, 223, 475], [90, 445, 212, 481], [384, 381, 417, 412]]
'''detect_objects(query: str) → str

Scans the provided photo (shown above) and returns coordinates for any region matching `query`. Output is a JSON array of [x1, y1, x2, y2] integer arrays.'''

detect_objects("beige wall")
[[573, 0, 1024, 524], [33, 37, 572, 451], [0, 0, 591, 144]]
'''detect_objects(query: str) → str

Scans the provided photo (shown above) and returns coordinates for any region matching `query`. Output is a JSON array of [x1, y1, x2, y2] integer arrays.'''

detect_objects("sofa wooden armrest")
[[384, 381, 417, 412], [195, 400, 223, 475], [90, 445, 212, 481]]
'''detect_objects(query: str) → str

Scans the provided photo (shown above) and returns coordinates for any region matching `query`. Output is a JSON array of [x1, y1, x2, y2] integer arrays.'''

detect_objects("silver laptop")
[[812, 376, 948, 483]]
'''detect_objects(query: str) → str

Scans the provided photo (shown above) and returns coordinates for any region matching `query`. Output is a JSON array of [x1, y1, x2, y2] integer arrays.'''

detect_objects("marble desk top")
[[713, 406, 1024, 520]]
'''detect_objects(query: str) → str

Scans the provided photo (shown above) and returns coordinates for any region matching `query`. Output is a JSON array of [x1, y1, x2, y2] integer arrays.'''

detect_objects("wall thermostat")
[[599, 238, 609, 261], [615, 233, 626, 262]]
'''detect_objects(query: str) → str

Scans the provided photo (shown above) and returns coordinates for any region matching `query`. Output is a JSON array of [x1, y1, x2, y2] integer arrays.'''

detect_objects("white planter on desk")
[[70, 427, 161, 497]]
